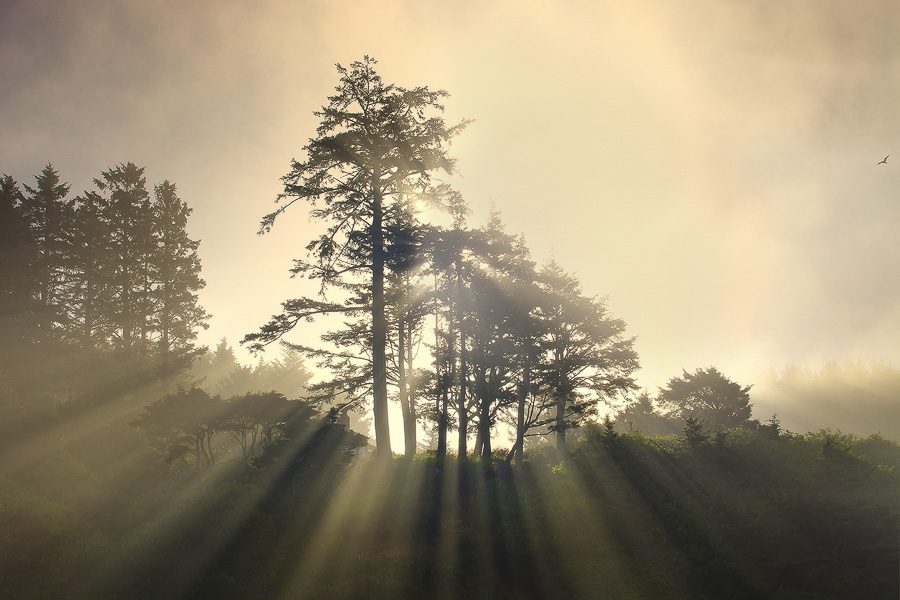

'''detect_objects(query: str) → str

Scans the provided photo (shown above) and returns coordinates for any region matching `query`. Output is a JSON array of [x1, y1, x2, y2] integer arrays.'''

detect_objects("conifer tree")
[[536, 261, 639, 453], [246, 57, 466, 460], [69, 187, 114, 346], [151, 180, 209, 370], [0, 175, 34, 349], [92, 162, 155, 354], [21, 164, 73, 338]]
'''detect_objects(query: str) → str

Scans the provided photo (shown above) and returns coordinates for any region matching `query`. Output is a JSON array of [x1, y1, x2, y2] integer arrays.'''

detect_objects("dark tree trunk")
[[437, 373, 448, 457], [406, 321, 417, 456], [474, 367, 489, 458], [456, 267, 467, 457], [479, 368, 496, 460], [556, 391, 566, 455], [457, 326, 468, 457], [370, 177, 392, 461], [398, 317, 415, 457], [515, 359, 529, 464]]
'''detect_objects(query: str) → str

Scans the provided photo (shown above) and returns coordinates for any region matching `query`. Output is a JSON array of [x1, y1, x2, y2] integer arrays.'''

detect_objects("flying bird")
[[877, 155, 889, 165]]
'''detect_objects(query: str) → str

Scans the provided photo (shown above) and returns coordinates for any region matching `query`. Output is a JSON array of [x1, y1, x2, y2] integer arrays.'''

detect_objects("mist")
[[1, 1, 898, 598]]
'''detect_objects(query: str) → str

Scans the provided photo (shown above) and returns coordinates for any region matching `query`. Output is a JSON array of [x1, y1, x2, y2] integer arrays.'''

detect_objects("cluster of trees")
[[0, 161, 210, 451], [0, 162, 208, 370], [131, 387, 345, 466], [244, 57, 639, 462], [1, 55, 897, 600], [616, 367, 758, 436], [192, 339, 313, 399]]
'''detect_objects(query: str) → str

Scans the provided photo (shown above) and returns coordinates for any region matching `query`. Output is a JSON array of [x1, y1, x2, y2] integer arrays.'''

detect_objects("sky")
[[2, 0, 898, 410]]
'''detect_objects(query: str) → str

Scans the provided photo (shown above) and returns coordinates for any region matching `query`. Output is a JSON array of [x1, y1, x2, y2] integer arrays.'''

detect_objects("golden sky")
[[2, 0, 899, 397]]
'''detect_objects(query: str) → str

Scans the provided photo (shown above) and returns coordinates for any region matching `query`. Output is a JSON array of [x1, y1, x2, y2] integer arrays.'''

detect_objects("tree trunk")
[[435, 293, 447, 457], [437, 372, 448, 457], [370, 176, 392, 461], [457, 325, 468, 457], [556, 391, 566, 455], [456, 266, 468, 457], [83, 274, 94, 345], [406, 319, 417, 457], [474, 367, 488, 457], [515, 359, 529, 464], [479, 368, 495, 460], [398, 317, 414, 458]]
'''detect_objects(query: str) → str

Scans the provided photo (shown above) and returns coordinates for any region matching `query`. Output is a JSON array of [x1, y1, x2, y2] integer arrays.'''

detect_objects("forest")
[[1, 57, 897, 599]]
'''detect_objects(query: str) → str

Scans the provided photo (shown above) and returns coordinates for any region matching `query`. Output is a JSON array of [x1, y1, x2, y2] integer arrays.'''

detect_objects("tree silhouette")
[[615, 391, 680, 435], [0, 175, 35, 350], [536, 261, 639, 453], [246, 57, 466, 460], [90, 162, 155, 354], [132, 387, 224, 466], [21, 164, 73, 338], [151, 181, 209, 371], [659, 367, 753, 431]]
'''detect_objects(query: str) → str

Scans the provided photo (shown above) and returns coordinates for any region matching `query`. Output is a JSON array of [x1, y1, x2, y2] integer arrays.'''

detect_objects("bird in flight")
[[877, 155, 889, 165]]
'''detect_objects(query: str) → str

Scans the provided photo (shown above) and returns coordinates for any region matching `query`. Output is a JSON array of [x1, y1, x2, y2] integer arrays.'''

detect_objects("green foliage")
[[132, 387, 224, 465], [615, 391, 681, 435], [660, 367, 753, 432], [683, 416, 709, 447], [1, 409, 897, 599]]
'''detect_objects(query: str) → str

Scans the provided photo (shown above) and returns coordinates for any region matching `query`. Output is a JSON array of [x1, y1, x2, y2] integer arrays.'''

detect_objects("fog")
[[3, 3, 899, 598], [3, 0, 898, 401]]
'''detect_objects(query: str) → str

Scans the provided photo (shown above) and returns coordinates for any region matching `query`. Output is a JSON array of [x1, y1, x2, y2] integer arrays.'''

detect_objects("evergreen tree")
[[468, 213, 532, 459], [21, 164, 74, 339], [69, 187, 114, 346], [151, 180, 209, 370], [0, 175, 34, 347], [615, 391, 681, 435], [193, 337, 241, 392], [246, 57, 466, 460], [251, 346, 313, 399], [386, 208, 430, 457], [536, 261, 639, 453], [92, 162, 155, 354]]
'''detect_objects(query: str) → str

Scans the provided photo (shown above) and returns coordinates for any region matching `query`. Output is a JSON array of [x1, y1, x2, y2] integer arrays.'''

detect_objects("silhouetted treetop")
[[659, 367, 753, 431]]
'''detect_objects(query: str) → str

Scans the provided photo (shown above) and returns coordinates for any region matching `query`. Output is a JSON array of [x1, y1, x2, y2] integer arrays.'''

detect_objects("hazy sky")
[[3, 0, 899, 396]]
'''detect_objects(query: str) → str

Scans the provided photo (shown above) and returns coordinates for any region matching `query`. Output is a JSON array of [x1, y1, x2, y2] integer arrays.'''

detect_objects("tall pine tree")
[[21, 164, 73, 340], [151, 180, 209, 370], [247, 57, 466, 460], [92, 162, 154, 354]]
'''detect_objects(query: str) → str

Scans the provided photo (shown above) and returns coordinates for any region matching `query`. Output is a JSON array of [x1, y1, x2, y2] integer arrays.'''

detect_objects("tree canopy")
[[246, 56, 467, 460], [659, 367, 753, 431]]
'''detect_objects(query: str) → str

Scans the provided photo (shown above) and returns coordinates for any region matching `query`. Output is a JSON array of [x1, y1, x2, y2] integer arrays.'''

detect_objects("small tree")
[[615, 391, 681, 435], [223, 391, 295, 462], [132, 387, 224, 466], [659, 367, 753, 432], [682, 417, 708, 448]]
